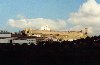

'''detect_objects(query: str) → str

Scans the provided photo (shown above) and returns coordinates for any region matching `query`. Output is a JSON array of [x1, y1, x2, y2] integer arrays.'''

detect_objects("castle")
[[23, 25, 88, 41], [0, 25, 88, 44]]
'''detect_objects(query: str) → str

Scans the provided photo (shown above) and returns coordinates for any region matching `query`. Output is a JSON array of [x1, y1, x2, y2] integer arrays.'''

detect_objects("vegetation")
[[0, 36, 100, 65]]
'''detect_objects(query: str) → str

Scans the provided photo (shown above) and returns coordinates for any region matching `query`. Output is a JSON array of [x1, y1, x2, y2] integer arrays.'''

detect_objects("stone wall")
[[24, 28, 87, 40]]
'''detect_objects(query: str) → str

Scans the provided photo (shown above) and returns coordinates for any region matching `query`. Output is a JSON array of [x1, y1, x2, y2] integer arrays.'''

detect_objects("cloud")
[[8, 0, 100, 36], [68, 0, 100, 36], [8, 18, 67, 31]]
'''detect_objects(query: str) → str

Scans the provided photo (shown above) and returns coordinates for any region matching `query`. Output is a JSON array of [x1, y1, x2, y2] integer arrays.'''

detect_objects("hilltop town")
[[0, 25, 88, 44]]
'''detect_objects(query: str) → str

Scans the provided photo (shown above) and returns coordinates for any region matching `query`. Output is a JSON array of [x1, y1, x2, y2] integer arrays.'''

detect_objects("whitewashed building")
[[0, 30, 37, 44], [32, 34, 41, 37], [0, 39, 10, 43], [0, 30, 11, 43], [0, 34, 11, 38], [12, 39, 37, 45], [68, 39, 74, 41]]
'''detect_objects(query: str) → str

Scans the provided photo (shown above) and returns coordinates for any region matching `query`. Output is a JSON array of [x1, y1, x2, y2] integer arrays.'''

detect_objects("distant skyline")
[[0, 0, 100, 36]]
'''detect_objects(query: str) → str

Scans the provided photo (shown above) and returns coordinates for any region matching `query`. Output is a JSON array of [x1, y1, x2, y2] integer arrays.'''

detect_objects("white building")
[[0, 30, 38, 44], [68, 39, 74, 41], [0, 39, 10, 43], [0, 34, 11, 38], [0, 30, 11, 38], [12, 38, 37, 45], [0, 30, 12, 43], [32, 34, 41, 37]]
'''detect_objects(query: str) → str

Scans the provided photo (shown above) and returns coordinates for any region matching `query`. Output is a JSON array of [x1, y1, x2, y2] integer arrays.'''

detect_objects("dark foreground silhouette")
[[0, 36, 100, 65]]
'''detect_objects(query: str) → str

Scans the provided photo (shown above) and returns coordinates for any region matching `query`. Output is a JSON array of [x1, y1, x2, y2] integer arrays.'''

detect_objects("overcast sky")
[[0, 0, 100, 36]]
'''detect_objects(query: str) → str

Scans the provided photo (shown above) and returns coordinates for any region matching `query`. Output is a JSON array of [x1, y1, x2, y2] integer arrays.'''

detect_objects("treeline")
[[0, 36, 100, 65]]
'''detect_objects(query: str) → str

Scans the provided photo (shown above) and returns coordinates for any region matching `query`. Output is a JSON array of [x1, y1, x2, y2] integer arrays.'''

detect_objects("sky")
[[0, 0, 100, 36]]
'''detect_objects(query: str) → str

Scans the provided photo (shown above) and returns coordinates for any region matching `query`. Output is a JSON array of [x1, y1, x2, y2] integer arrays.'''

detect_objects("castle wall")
[[24, 28, 87, 41]]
